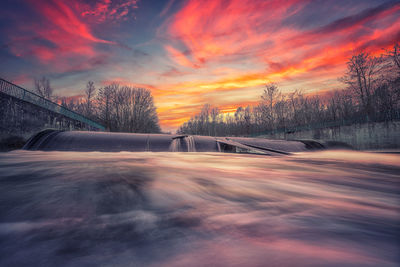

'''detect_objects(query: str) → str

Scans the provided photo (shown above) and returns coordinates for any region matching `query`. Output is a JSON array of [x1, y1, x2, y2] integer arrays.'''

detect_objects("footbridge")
[[0, 78, 104, 149]]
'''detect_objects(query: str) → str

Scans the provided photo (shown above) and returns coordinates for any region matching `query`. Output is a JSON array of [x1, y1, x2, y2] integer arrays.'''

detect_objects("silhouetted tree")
[[34, 76, 53, 100], [96, 83, 160, 133], [340, 52, 384, 118], [97, 84, 117, 131], [85, 81, 96, 118]]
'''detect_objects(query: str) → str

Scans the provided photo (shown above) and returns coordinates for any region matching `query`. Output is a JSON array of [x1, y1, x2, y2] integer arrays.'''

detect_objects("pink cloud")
[[81, 0, 138, 22], [7, 0, 135, 73]]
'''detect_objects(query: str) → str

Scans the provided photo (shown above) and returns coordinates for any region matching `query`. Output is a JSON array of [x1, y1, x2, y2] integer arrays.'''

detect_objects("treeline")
[[33, 79, 161, 133], [178, 44, 400, 136]]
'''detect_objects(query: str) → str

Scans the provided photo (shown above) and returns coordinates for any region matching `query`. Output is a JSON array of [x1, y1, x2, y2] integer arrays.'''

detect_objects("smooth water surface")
[[0, 151, 399, 266]]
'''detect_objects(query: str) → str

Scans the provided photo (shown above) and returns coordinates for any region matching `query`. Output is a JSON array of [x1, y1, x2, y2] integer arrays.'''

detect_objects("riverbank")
[[258, 121, 400, 150]]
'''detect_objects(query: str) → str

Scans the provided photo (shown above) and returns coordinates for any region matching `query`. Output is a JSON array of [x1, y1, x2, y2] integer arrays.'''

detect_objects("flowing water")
[[169, 138, 181, 152], [185, 136, 197, 152], [0, 150, 399, 266]]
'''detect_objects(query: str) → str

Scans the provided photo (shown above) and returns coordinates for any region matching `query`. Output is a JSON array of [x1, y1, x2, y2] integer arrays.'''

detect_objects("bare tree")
[[210, 106, 220, 136], [96, 83, 160, 133], [253, 103, 270, 131], [85, 81, 96, 118], [178, 48, 400, 136], [340, 52, 384, 117], [34, 76, 54, 100], [387, 43, 400, 74], [385, 44, 400, 105], [128, 87, 160, 133], [60, 97, 68, 108], [97, 84, 116, 130], [262, 83, 279, 113]]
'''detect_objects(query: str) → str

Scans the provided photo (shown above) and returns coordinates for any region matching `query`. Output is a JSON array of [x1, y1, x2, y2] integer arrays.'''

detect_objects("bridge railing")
[[0, 78, 105, 130]]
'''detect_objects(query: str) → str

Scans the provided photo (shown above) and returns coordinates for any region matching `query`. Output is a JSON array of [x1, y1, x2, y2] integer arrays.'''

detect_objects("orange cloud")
[[165, 0, 308, 68], [5, 0, 398, 132], [163, 0, 399, 74], [155, 0, 400, 130], [165, 45, 199, 68]]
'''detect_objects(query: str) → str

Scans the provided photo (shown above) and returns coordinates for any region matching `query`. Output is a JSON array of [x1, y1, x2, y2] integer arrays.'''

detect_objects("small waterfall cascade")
[[169, 138, 182, 152], [184, 136, 196, 152], [216, 141, 221, 152], [169, 136, 196, 152]]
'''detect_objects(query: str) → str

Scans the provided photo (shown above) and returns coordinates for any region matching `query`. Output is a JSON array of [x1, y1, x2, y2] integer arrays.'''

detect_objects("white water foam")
[[169, 138, 182, 152], [184, 136, 196, 152]]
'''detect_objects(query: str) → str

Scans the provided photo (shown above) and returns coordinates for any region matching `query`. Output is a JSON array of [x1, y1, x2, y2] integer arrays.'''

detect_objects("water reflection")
[[0, 150, 399, 266]]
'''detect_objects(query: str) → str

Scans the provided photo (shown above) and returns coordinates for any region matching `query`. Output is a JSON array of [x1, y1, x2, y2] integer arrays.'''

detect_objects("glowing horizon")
[[1, 0, 399, 132]]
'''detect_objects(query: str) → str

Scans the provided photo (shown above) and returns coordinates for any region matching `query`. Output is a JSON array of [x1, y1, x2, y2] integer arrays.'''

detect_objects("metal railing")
[[0, 78, 105, 130]]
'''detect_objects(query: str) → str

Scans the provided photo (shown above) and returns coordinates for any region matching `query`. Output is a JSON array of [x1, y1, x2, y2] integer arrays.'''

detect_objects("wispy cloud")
[[6, 0, 139, 73], [153, 0, 400, 129], [1, 0, 399, 131]]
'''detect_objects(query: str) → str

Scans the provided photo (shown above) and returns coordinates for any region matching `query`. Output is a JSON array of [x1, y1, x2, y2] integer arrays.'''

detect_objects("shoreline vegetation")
[[1, 45, 399, 151], [33, 80, 161, 134], [177, 45, 400, 139]]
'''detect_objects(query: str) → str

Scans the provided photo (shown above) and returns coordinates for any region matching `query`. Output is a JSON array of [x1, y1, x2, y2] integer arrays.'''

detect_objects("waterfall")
[[184, 136, 196, 152], [169, 136, 196, 152], [169, 138, 181, 152]]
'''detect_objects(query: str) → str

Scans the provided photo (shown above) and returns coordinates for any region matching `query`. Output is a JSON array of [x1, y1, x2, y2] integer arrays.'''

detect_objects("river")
[[0, 150, 399, 266]]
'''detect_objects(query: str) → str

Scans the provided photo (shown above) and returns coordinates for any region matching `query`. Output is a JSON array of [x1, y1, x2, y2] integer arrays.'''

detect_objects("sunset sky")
[[1, 0, 399, 131]]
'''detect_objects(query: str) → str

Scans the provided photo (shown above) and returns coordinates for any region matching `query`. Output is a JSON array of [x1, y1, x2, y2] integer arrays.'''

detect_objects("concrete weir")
[[23, 130, 350, 154]]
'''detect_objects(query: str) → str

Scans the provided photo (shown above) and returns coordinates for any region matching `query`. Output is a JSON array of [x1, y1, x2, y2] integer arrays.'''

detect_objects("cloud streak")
[[6, 0, 136, 73], [1, 0, 399, 131], [154, 0, 400, 129]]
